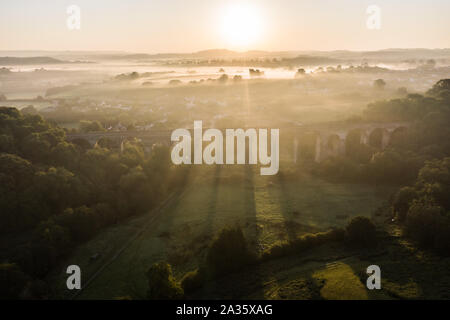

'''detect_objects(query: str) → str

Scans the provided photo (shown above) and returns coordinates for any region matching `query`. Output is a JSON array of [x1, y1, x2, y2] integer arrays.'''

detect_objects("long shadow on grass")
[[203, 165, 222, 236], [123, 165, 197, 297], [271, 263, 325, 300], [198, 166, 266, 299], [346, 228, 450, 300], [196, 253, 325, 299], [242, 165, 265, 298], [274, 171, 298, 241], [244, 165, 259, 252]]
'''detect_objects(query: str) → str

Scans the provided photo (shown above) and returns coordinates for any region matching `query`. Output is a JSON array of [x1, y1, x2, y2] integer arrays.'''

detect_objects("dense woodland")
[[0, 108, 187, 298], [314, 79, 450, 185], [313, 80, 450, 252]]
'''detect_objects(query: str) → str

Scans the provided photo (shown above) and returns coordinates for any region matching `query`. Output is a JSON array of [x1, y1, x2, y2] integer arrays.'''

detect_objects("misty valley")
[[1, 48, 450, 301]]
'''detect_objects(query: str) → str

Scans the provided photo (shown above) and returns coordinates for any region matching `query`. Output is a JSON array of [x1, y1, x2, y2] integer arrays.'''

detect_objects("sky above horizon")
[[1, 0, 449, 53]]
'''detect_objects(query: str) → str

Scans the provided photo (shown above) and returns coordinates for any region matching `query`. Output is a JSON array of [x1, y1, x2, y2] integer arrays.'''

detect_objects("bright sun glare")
[[220, 4, 263, 48]]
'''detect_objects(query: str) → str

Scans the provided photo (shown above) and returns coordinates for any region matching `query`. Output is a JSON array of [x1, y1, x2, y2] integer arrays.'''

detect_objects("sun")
[[220, 4, 263, 48]]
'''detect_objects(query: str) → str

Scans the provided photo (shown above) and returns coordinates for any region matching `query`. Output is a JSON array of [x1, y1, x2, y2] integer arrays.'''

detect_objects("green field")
[[180, 223, 450, 300], [49, 164, 394, 299]]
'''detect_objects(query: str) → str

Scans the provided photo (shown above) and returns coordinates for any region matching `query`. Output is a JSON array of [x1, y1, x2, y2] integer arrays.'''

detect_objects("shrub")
[[345, 216, 377, 247], [181, 269, 204, 296], [261, 228, 345, 261], [146, 262, 183, 300], [205, 227, 255, 277], [406, 199, 449, 252]]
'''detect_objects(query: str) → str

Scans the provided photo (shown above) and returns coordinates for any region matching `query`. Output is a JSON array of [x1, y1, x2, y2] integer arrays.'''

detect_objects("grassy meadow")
[[48, 164, 394, 299]]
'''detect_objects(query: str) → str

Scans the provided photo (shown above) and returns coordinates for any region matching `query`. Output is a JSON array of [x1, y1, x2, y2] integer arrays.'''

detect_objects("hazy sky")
[[1, 0, 449, 52]]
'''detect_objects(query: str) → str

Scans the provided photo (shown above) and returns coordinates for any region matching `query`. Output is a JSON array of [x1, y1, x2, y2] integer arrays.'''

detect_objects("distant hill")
[[2, 49, 449, 65], [90, 48, 450, 64], [0, 56, 91, 65], [283, 55, 341, 65], [95, 49, 293, 61], [0, 56, 64, 65], [195, 49, 238, 57]]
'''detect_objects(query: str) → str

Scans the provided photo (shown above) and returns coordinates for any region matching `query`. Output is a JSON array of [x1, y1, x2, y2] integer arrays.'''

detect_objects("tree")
[[397, 87, 408, 95], [144, 145, 171, 196], [28, 243, 57, 277], [120, 139, 145, 167], [0, 154, 38, 232], [55, 206, 97, 242], [0, 134, 15, 153], [427, 79, 450, 100], [21, 105, 37, 115], [20, 133, 51, 163], [96, 137, 118, 149], [79, 120, 104, 133], [218, 74, 228, 83], [70, 138, 92, 152], [346, 216, 377, 247], [0, 153, 34, 189], [416, 158, 450, 209], [34, 167, 84, 215], [205, 227, 255, 276], [0, 264, 28, 299], [146, 262, 183, 300], [390, 157, 450, 255], [425, 59, 436, 68], [51, 141, 79, 168], [406, 199, 444, 248], [118, 166, 152, 214], [373, 79, 386, 90], [33, 220, 72, 255], [79, 147, 113, 187], [233, 75, 242, 82], [169, 79, 182, 85], [295, 68, 306, 77], [392, 187, 417, 221]]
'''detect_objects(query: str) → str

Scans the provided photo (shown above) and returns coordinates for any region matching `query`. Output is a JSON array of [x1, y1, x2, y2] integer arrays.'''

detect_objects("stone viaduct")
[[66, 122, 409, 163]]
